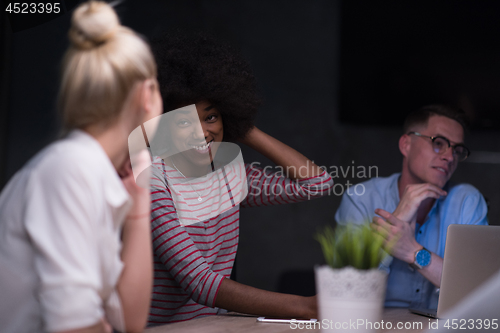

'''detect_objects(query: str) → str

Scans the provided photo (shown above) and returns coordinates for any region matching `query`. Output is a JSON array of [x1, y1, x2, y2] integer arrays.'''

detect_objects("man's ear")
[[399, 134, 411, 158]]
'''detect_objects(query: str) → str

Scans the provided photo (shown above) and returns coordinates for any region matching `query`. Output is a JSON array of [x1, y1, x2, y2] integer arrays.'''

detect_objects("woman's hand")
[[304, 295, 318, 319], [118, 150, 152, 219], [116, 150, 153, 332]]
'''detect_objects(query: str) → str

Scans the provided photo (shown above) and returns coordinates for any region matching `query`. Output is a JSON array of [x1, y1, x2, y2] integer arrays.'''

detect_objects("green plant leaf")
[[315, 222, 388, 270]]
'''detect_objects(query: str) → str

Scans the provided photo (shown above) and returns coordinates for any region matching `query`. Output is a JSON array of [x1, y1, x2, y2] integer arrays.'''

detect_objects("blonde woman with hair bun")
[[0, 1, 162, 333]]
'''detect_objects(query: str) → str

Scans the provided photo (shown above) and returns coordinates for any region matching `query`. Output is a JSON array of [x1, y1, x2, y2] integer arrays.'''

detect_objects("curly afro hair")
[[151, 31, 260, 142]]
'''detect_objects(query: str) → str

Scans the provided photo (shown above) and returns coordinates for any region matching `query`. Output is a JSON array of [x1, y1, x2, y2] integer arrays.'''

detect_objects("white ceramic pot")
[[315, 265, 387, 332]]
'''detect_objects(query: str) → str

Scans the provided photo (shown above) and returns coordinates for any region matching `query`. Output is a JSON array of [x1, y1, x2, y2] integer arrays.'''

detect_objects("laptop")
[[410, 224, 500, 318]]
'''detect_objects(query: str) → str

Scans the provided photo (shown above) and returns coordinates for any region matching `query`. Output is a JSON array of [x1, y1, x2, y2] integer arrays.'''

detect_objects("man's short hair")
[[403, 104, 469, 134]]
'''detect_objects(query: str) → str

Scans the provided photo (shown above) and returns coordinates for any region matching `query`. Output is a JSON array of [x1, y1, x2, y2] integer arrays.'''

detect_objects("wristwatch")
[[411, 247, 431, 270]]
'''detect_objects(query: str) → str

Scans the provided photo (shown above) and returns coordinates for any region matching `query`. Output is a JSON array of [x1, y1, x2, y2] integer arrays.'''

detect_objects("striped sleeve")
[[149, 171, 224, 308], [241, 163, 333, 208]]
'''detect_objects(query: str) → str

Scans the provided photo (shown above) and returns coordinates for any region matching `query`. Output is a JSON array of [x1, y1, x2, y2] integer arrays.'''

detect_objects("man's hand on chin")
[[393, 183, 447, 223]]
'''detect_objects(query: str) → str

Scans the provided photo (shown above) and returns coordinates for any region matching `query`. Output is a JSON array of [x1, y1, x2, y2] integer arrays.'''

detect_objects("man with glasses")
[[335, 104, 488, 310]]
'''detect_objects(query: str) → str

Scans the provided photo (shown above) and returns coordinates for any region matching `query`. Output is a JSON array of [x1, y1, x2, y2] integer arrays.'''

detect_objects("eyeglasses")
[[408, 132, 470, 162]]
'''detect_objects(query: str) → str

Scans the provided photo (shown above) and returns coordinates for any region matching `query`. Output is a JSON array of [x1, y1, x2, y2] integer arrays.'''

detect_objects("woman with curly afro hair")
[[147, 31, 334, 325]]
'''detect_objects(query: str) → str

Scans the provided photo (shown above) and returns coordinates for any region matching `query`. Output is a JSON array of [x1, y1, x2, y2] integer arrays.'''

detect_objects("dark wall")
[[340, 1, 500, 129], [0, 3, 12, 188], [2, 0, 499, 295]]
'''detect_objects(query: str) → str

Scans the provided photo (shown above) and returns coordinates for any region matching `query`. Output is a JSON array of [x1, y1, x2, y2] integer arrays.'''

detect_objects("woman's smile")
[[188, 139, 214, 154]]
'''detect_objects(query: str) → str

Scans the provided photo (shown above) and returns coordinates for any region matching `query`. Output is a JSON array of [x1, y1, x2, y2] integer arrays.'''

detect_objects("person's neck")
[[398, 169, 436, 225], [168, 153, 213, 178], [84, 121, 130, 171]]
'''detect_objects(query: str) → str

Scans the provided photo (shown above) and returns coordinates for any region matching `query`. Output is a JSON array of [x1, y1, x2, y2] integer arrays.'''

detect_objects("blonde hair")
[[58, 1, 156, 130]]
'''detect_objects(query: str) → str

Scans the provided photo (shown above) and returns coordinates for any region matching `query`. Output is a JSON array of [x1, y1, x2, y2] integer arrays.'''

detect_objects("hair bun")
[[68, 1, 120, 50]]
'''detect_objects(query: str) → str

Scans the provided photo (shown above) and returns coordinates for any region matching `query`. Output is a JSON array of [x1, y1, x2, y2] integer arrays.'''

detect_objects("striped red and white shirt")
[[148, 157, 333, 325]]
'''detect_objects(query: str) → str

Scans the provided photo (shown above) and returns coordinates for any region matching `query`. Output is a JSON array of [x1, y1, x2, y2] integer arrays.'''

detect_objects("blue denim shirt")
[[334, 173, 488, 309]]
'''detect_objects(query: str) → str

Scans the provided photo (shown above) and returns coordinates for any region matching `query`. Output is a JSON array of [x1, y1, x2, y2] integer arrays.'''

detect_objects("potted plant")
[[315, 223, 390, 332]]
